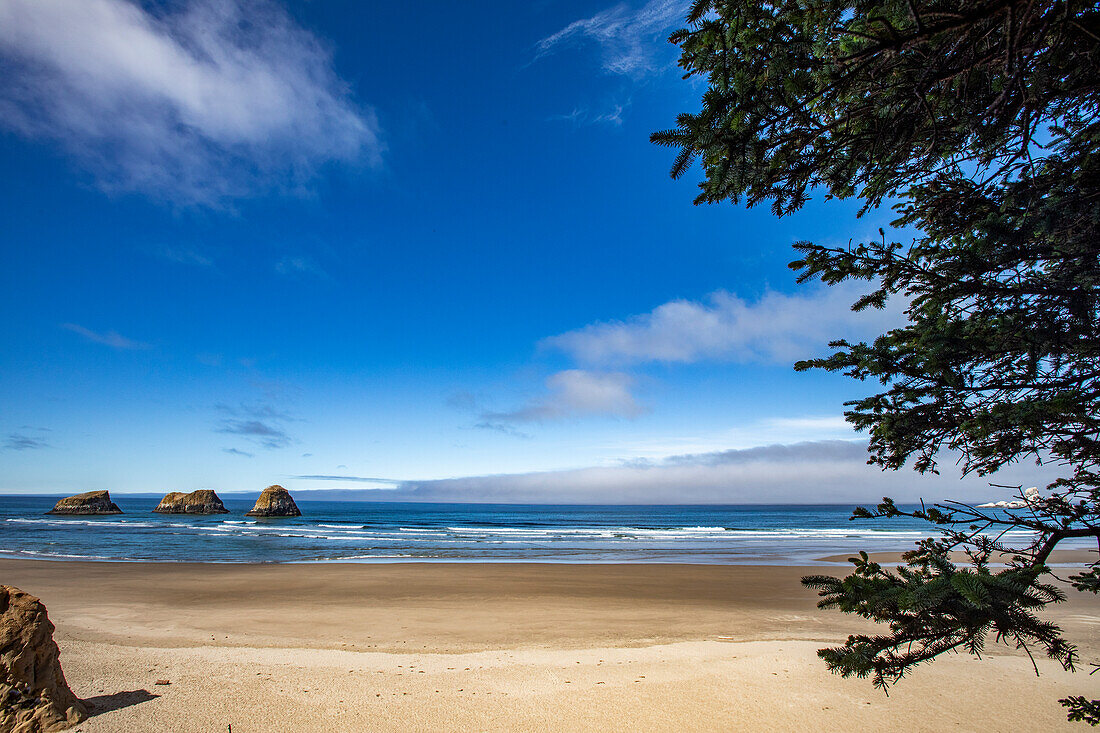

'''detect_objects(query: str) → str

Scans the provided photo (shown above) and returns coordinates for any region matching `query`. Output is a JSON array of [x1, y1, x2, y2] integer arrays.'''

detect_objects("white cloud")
[[536, 0, 688, 77], [150, 244, 215, 268], [275, 255, 329, 279], [549, 101, 631, 127], [766, 415, 852, 432], [605, 416, 858, 461], [214, 400, 295, 449], [0, 0, 380, 205], [388, 440, 1062, 505], [61, 323, 150, 350], [481, 370, 645, 424], [543, 283, 907, 366], [4, 433, 50, 451]]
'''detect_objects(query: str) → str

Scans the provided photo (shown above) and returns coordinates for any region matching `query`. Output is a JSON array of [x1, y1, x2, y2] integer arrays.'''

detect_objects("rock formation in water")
[[245, 485, 301, 517], [45, 490, 121, 516], [0, 586, 88, 732], [976, 486, 1041, 509], [152, 489, 229, 514]]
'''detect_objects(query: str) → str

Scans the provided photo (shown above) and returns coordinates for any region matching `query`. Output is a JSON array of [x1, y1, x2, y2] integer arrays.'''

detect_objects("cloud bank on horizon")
[[295, 439, 1056, 505], [0, 0, 379, 205]]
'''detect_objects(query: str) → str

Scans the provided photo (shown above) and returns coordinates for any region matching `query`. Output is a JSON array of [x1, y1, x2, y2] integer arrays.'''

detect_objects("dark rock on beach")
[[153, 489, 229, 515], [0, 585, 88, 732], [46, 490, 122, 516], [245, 485, 301, 517]]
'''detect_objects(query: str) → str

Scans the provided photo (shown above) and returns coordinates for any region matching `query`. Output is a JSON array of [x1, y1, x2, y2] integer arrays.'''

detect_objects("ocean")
[[0, 495, 1071, 564]]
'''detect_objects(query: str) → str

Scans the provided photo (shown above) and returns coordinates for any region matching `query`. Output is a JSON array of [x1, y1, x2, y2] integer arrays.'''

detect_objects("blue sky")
[[0, 0, 1050, 502]]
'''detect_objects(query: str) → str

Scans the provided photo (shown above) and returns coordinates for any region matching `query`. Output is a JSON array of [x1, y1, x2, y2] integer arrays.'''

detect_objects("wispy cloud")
[[217, 420, 291, 449], [543, 284, 907, 366], [61, 323, 150, 350], [222, 447, 253, 458], [0, 0, 381, 205], [548, 108, 588, 125], [4, 433, 50, 451], [536, 0, 687, 77], [766, 415, 852, 433], [473, 421, 533, 439], [445, 391, 480, 412], [481, 370, 645, 425], [150, 244, 216, 268], [215, 401, 295, 449], [548, 101, 631, 127], [275, 255, 329, 279], [215, 401, 294, 422], [292, 475, 400, 484]]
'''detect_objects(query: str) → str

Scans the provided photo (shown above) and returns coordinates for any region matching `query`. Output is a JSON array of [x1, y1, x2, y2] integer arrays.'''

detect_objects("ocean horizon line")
[[0, 491, 962, 507], [4, 496, 1087, 566]]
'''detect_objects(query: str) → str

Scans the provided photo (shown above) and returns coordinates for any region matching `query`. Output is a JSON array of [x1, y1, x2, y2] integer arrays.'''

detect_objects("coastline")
[[8, 498, 1092, 566], [4, 558, 1098, 731]]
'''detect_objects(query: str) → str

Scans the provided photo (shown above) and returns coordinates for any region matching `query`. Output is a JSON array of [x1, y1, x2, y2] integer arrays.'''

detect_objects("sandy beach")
[[2, 557, 1098, 732]]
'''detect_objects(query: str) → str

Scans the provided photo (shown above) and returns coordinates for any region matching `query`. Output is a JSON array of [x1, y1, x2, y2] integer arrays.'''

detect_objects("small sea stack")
[[153, 489, 229, 515], [0, 585, 88, 732], [245, 485, 301, 517], [46, 490, 122, 516]]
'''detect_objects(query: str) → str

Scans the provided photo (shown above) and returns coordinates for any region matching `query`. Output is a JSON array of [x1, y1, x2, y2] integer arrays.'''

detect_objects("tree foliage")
[[654, 0, 1100, 722]]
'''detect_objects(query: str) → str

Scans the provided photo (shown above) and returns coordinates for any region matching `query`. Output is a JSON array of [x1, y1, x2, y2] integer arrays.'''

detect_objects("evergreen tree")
[[653, 0, 1100, 722]]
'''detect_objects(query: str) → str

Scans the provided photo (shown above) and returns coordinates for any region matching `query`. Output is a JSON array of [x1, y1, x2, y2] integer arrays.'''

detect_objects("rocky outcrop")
[[245, 485, 301, 517], [0, 586, 87, 732], [977, 486, 1041, 509], [45, 491, 121, 516], [152, 489, 228, 515]]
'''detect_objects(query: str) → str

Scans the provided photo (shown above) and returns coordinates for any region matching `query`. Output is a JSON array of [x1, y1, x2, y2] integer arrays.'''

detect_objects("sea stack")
[[245, 485, 301, 517], [153, 489, 229, 515], [0, 585, 88, 732], [46, 490, 122, 516]]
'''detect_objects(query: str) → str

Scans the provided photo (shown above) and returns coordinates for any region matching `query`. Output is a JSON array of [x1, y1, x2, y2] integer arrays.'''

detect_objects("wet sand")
[[2, 559, 1098, 731]]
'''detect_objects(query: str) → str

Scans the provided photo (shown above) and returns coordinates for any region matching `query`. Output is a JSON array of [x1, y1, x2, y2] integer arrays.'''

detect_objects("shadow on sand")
[[83, 689, 160, 716]]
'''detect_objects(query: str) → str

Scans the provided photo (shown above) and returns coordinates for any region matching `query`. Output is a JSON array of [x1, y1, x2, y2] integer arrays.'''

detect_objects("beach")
[[3, 557, 1098, 732]]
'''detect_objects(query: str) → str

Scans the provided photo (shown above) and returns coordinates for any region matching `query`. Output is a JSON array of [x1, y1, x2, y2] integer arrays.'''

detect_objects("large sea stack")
[[153, 489, 229, 515], [0, 586, 88, 732], [245, 485, 301, 517], [46, 490, 121, 516]]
